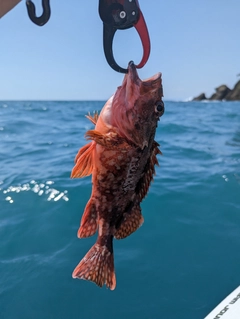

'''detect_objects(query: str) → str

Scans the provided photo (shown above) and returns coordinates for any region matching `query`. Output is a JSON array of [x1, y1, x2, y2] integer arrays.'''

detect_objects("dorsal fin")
[[71, 141, 95, 178], [85, 111, 99, 125], [135, 140, 162, 201]]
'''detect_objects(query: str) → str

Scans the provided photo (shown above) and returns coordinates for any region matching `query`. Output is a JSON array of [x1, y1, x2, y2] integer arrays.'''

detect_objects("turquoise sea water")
[[0, 100, 240, 319]]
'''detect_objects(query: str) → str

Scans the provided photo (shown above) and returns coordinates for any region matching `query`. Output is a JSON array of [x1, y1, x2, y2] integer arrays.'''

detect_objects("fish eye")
[[156, 101, 164, 113]]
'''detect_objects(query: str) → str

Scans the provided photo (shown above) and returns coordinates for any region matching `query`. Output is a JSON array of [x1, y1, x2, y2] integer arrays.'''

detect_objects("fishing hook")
[[26, 0, 51, 26]]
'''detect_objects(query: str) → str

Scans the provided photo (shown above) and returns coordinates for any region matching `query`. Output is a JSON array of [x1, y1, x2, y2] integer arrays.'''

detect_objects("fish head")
[[104, 61, 164, 148]]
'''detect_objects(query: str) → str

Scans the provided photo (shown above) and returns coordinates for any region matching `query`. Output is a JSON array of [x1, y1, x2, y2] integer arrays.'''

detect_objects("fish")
[[71, 61, 164, 290]]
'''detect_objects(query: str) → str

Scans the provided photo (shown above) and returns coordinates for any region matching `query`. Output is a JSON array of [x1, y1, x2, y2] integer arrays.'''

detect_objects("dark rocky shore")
[[192, 79, 240, 101]]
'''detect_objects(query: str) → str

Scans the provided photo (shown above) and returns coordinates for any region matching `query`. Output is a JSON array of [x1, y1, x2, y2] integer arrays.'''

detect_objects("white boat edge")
[[204, 286, 240, 319]]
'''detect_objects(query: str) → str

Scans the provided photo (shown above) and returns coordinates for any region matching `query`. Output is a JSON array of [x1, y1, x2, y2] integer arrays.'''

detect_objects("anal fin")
[[78, 198, 98, 238], [114, 205, 144, 240]]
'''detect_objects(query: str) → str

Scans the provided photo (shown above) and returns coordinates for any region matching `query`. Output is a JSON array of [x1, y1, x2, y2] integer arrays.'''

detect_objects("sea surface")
[[0, 100, 240, 319]]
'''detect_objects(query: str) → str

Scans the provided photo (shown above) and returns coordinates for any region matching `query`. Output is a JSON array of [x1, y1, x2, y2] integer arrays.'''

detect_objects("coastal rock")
[[192, 93, 207, 101], [192, 79, 240, 101], [225, 80, 240, 101], [209, 85, 231, 101]]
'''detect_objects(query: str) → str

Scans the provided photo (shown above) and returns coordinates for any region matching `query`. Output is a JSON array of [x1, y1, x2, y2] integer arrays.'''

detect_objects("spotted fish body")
[[71, 62, 164, 290]]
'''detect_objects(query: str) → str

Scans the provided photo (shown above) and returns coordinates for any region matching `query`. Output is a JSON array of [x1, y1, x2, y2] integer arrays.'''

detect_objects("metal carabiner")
[[99, 0, 150, 73], [26, 0, 51, 26]]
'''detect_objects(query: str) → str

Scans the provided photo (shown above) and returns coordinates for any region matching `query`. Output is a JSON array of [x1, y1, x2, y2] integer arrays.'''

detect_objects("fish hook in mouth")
[[121, 61, 141, 102], [127, 61, 141, 85], [128, 61, 137, 74], [127, 61, 162, 85]]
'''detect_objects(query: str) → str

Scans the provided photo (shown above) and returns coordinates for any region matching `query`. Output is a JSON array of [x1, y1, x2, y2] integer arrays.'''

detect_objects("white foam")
[[2, 180, 69, 203]]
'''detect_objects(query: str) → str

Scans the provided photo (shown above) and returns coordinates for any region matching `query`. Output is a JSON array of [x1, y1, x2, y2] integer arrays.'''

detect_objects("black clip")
[[99, 0, 150, 73], [26, 0, 51, 26]]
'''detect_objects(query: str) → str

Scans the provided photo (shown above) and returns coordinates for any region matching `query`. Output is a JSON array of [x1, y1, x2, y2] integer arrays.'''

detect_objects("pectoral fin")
[[85, 129, 129, 151], [71, 141, 95, 178]]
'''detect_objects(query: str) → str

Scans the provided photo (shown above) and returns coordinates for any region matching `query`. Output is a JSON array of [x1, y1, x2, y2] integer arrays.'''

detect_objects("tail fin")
[[72, 243, 116, 290]]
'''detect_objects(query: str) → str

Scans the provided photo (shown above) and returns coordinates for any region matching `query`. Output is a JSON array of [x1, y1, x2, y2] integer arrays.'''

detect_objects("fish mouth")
[[121, 61, 162, 103], [127, 61, 140, 84], [120, 61, 141, 102], [127, 61, 161, 86], [143, 72, 161, 83]]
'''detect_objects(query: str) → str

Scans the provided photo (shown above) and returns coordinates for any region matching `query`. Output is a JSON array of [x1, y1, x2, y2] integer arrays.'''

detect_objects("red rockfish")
[[71, 62, 164, 290]]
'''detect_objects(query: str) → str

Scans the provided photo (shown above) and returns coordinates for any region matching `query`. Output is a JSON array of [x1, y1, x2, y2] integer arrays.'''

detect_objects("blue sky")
[[1, 0, 240, 101]]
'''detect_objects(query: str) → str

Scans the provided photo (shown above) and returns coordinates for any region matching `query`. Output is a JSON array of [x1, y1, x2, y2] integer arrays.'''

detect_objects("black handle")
[[103, 24, 128, 73]]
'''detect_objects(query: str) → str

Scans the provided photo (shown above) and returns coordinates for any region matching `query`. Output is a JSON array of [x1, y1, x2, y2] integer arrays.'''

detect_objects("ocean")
[[0, 100, 240, 319]]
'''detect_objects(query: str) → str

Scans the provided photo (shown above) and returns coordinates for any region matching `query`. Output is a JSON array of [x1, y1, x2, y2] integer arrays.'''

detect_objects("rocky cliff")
[[192, 80, 240, 101]]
